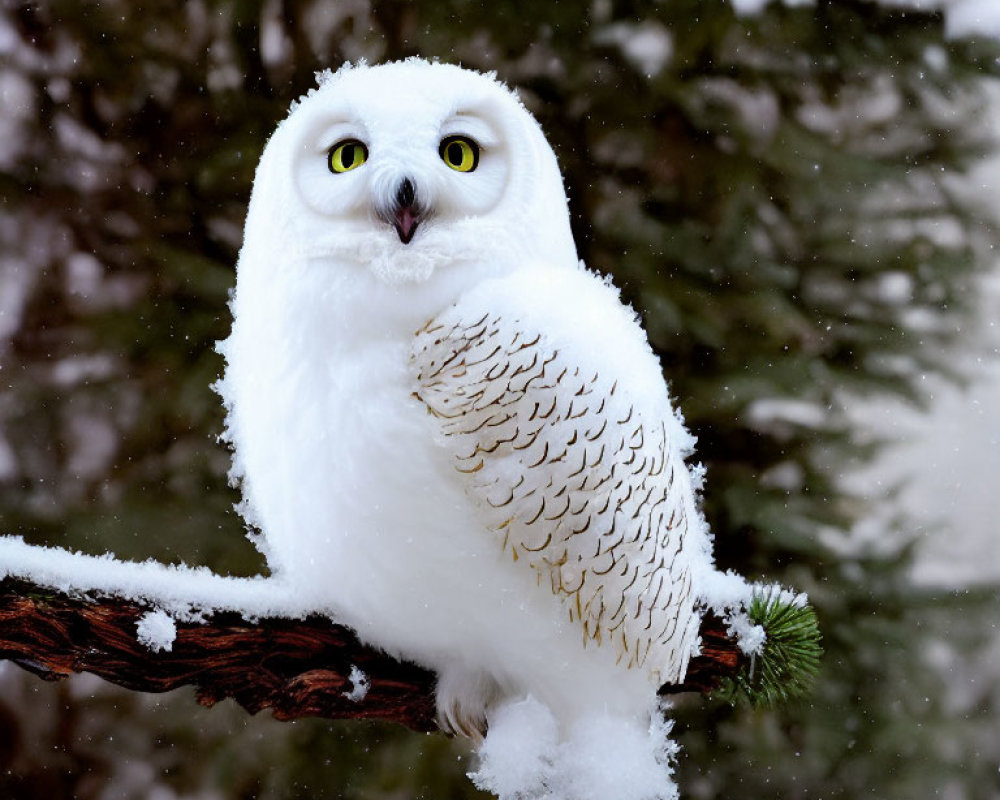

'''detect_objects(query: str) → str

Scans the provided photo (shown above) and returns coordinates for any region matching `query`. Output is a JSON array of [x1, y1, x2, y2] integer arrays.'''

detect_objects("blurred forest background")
[[1, 1, 999, 798]]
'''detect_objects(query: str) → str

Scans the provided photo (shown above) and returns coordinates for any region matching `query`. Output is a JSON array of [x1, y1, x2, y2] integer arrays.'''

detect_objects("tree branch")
[[0, 577, 741, 732]]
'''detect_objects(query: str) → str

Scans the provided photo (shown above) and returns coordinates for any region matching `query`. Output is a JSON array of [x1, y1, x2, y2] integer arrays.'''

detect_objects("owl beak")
[[391, 178, 422, 244], [395, 205, 421, 244]]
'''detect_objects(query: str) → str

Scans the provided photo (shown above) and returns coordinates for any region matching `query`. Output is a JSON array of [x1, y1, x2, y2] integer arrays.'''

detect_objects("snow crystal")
[[136, 609, 177, 653], [342, 664, 370, 702]]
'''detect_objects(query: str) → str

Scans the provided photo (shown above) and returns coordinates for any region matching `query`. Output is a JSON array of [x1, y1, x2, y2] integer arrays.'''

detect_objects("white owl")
[[217, 59, 743, 800]]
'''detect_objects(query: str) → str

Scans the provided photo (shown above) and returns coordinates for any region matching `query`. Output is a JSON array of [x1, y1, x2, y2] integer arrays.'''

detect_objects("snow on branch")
[[0, 574, 742, 730]]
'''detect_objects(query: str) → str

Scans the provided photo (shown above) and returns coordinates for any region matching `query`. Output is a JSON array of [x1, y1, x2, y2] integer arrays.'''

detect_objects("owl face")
[[245, 60, 578, 285], [293, 66, 510, 241]]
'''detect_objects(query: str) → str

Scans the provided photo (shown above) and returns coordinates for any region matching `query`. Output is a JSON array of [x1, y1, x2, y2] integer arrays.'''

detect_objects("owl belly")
[[251, 336, 654, 723]]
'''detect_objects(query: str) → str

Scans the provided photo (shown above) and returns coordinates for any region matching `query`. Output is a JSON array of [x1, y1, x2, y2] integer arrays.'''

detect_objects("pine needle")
[[715, 586, 822, 707]]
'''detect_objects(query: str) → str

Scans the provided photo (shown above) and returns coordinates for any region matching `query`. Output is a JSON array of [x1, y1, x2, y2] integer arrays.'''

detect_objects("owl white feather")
[[217, 58, 740, 800]]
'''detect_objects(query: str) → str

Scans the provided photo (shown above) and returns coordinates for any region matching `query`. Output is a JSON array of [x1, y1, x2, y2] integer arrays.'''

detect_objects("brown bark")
[[0, 577, 741, 732]]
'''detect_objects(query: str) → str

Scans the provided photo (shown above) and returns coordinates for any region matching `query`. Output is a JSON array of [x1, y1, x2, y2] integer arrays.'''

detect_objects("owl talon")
[[438, 703, 488, 743], [435, 668, 499, 742]]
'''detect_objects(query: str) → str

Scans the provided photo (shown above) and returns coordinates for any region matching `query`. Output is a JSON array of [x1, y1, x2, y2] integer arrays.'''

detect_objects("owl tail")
[[469, 696, 679, 800]]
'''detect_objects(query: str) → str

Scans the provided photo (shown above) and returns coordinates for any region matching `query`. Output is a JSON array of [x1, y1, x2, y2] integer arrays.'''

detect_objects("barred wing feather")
[[411, 304, 701, 685]]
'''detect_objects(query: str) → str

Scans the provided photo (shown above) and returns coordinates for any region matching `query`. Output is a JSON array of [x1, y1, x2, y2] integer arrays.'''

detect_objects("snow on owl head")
[[220, 58, 747, 800]]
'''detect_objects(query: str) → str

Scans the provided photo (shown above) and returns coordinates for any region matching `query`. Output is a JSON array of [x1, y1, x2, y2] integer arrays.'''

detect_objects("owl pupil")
[[448, 142, 463, 165]]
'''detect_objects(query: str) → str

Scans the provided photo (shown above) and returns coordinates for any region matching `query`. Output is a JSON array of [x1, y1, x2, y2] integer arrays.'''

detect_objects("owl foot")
[[435, 667, 501, 742]]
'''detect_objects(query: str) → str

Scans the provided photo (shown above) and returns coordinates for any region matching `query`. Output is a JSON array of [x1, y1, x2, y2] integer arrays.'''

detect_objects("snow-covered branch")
[[0, 573, 743, 731], [0, 575, 440, 730]]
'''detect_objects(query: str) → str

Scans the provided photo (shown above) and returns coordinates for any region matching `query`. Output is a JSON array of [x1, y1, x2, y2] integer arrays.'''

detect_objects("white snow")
[[471, 696, 680, 800], [843, 83, 1000, 587], [728, 0, 813, 16], [0, 68, 34, 170], [0, 254, 35, 351], [0, 536, 303, 621], [592, 21, 673, 78], [136, 609, 177, 653], [693, 569, 776, 656], [876, 0, 1000, 39], [944, 0, 1000, 38], [472, 697, 560, 799], [695, 567, 757, 614], [847, 355, 1000, 586], [725, 613, 767, 656], [746, 398, 829, 431], [342, 664, 370, 702]]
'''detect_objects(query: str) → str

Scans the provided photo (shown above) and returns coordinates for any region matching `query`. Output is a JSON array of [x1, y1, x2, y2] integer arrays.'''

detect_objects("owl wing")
[[410, 278, 702, 684]]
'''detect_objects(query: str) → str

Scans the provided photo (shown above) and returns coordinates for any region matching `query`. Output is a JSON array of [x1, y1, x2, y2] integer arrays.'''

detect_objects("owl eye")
[[328, 139, 368, 173], [439, 135, 480, 172]]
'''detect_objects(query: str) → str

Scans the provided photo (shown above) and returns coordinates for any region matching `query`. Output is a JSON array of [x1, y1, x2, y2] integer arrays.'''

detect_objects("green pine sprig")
[[716, 586, 823, 708]]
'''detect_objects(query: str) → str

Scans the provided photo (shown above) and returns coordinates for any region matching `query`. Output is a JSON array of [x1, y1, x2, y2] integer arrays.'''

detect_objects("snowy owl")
[[218, 59, 741, 800]]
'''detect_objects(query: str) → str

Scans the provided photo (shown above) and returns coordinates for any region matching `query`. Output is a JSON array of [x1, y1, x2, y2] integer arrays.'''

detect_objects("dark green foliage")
[[716, 586, 823, 707], [0, 1, 998, 799]]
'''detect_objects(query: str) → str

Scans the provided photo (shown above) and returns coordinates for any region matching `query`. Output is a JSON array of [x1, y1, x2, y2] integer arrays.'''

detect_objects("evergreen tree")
[[0, 1, 996, 798]]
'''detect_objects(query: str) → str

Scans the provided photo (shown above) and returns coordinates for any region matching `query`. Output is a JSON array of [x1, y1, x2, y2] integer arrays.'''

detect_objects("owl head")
[[239, 59, 578, 286]]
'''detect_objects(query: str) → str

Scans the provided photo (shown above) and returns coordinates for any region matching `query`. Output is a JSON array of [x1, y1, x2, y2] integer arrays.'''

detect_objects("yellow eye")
[[328, 139, 368, 173], [439, 136, 480, 172]]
